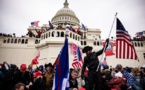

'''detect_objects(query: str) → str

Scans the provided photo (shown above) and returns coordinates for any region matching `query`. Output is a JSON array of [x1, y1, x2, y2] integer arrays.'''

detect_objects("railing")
[[40, 30, 81, 41]]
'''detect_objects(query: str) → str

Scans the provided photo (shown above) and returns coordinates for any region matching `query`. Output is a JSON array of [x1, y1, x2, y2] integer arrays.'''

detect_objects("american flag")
[[103, 56, 107, 65], [72, 47, 83, 69], [136, 32, 143, 38], [116, 18, 138, 60], [31, 21, 39, 27]]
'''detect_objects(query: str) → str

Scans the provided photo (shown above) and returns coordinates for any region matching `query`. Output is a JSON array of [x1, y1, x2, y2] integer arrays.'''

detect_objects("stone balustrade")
[[40, 29, 81, 41]]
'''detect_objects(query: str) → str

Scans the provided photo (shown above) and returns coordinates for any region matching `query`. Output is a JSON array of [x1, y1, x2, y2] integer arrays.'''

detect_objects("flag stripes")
[[116, 18, 138, 60], [72, 55, 83, 69], [71, 45, 83, 69], [31, 21, 39, 27]]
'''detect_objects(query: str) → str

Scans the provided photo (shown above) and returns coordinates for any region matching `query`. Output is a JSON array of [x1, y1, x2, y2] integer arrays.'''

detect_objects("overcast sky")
[[0, 0, 145, 39]]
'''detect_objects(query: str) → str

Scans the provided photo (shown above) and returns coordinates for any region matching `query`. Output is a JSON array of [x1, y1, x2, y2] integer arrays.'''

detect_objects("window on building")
[[52, 31, 54, 37], [93, 41, 96, 46], [135, 42, 137, 47], [25, 39, 28, 44], [78, 37, 80, 41], [97, 41, 100, 46], [84, 41, 87, 45], [11, 39, 13, 43], [35, 40, 38, 44], [70, 33, 72, 38], [141, 43, 143, 47], [75, 36, 77, 40], [138, 42, 140, 47], [21, 39, 24, 44], [81, 41, 83, 45], [57, 32, 60, 37], [3, 40, 6, 43], [7, 38, 10, 43], [61, 32, 64, 37], [14, 39, 17, 43], [46, 33, 48, 38], [73, 34, 75, 39]]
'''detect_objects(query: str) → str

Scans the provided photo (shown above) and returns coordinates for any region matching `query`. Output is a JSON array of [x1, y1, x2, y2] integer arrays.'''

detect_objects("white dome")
[[55, 8, 76, 16], [51, 0, 80, 26]]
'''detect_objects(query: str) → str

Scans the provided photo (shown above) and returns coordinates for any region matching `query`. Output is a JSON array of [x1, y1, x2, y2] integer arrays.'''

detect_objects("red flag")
[[31, 52, 40, 65], [102, 42, 115, 56], [116, 18, 138, 60], [31, 58, 39, 65], [76, 26, 80, 33]]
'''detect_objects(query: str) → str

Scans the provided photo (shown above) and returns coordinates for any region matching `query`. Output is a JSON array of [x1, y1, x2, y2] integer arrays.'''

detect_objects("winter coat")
[[44, 72, 54, 90], [106, 77, 126, 90], [29, 77, 46, 90]]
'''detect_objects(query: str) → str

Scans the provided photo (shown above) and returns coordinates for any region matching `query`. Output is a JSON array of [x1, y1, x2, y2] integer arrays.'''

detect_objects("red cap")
[[79, 87, 86, 90], [33, 71, 42, 78], [20, 64, 27, 70]]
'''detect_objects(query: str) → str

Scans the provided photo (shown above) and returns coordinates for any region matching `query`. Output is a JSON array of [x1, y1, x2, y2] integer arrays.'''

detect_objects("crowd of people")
[[0, 24, 83, 39], [28, 25, 83, 38], [0, 33, 16, 37], [0, 61, 145, 90], [0, 38, 145, 90]]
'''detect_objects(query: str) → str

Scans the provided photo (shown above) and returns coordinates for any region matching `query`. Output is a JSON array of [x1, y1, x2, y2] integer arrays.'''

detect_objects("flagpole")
[[96, 12, 118, 72]]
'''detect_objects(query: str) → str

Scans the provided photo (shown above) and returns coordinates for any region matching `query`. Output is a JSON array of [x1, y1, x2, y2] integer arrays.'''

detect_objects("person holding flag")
[[81, 38, 109, 90]]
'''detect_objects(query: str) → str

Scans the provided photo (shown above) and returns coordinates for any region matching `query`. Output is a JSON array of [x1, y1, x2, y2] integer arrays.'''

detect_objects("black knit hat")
[[82, 46, 93, 53]]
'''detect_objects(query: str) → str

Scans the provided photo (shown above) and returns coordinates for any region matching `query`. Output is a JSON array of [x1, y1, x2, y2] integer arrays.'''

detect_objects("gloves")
[[105, 38, 109, 46], [106, 38, 109, 44]]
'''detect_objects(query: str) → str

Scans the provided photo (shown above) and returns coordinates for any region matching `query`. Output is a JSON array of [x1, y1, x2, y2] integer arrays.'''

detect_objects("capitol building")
[[0, 0, 145, 68]]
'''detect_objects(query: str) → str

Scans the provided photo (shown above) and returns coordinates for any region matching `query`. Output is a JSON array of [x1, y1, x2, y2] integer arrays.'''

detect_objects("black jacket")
[[13, 70, 31, 85], [81, 48, 104, 75], [29, 77, 46, 90], [69, 77, 78, 89]]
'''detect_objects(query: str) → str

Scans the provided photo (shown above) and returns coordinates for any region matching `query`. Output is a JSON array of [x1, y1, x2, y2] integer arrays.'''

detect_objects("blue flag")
[[53, 37, 69, 90], [76, 47, 82, 61], [48, 21, 54, 30], [82, 23, 86, 31]]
